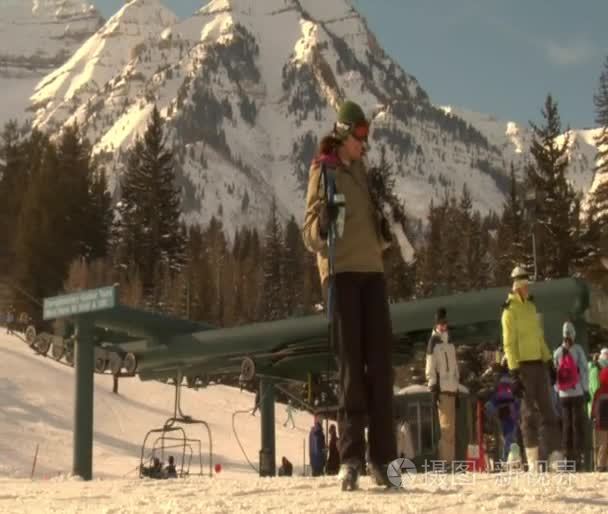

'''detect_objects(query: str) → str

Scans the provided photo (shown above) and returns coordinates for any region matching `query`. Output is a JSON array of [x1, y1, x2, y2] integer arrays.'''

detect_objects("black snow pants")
[[329, 272, 397, 468], [560, 395, 586, 462]]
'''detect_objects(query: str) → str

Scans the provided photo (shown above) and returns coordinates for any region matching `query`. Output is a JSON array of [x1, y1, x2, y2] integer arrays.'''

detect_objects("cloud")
[[542, 38, 596, 66]]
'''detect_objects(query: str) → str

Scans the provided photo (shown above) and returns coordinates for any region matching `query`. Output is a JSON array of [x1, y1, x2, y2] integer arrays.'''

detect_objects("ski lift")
[[139, 369, 213, 478]]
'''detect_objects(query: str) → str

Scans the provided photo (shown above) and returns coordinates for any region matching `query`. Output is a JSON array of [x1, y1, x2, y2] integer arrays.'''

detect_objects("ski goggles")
[[335, 121, 370, 142], [351, 122, 370, 142]]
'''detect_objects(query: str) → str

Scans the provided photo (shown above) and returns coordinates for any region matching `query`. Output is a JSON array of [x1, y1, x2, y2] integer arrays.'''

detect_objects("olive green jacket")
[[302, 159, 387, 286]]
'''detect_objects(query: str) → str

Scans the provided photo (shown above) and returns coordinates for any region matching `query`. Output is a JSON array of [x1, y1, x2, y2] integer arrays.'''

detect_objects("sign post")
[[43, 286, 117, 481]]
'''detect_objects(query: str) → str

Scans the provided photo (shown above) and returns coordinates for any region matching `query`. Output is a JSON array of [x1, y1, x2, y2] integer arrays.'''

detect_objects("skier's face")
[[516, 284, 529, 299], [436, 322, 448, 333], [342, 133, 365, 161]]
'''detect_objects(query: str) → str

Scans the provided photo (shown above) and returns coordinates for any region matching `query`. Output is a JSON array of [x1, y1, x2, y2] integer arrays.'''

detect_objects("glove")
[[318, 203, 340, 239], [509, 369, 525, 398], [546, 361, 557, 386], [583, 390, 591, 403]]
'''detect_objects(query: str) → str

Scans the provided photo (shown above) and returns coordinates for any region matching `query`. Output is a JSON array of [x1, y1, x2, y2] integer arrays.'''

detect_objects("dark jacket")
[[325, 432, 340, 474], [309, 422, 326, 470]]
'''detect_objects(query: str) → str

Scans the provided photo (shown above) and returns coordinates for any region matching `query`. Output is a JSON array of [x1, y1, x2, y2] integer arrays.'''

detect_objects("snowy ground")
[[2, 333, 608, 513]]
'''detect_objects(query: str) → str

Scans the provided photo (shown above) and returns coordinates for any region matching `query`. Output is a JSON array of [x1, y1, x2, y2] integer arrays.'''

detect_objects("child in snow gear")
[[501, 266, 563, 471], [302, 99, 396, 490], [485, 363, 521, 462], [591, 367, 608, 471], [425, 307, 460, 467], [553, 322, 589, 469]]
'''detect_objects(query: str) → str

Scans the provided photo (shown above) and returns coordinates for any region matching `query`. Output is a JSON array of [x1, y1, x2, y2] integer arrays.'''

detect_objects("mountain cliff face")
[[444, 106, 599, 197], [0, 0, 104, 124], [7, 0, 599, 260]]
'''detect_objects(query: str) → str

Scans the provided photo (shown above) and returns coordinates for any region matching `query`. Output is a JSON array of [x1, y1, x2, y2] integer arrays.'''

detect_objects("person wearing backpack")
[[501, 266, 563, 472], [553, 321, 589, 470], [591, 367, 608, 471]]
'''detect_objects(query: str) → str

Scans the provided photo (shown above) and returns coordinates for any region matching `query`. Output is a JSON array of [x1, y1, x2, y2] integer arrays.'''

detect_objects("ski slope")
[[0, 332, 313, 480], [1, 333, 608, 513]]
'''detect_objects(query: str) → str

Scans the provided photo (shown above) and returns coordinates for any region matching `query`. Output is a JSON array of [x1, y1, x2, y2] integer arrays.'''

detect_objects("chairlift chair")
[[138, 369, 213, 478]]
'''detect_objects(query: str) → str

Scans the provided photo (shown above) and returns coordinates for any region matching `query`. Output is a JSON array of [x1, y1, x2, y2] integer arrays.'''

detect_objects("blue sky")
[[94, 0, 607, 128]]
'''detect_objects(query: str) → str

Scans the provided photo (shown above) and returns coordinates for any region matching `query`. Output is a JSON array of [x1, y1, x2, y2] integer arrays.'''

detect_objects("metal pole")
[[31, 443, 39, 479], [259, 379, 276, 476], [73, 317, 95, 480], [303, 438, 306, 476]]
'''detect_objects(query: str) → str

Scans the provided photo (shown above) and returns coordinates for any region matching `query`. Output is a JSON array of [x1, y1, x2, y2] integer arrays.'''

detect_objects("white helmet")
[[510, 266, 528, 280]]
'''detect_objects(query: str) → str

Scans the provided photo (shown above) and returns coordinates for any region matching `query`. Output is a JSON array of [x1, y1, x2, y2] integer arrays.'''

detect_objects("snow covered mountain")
[[0, 0, 104, 125], [442, 106, 600, 197], [25, 0, 515, 254], [7, 0, 601, 256]]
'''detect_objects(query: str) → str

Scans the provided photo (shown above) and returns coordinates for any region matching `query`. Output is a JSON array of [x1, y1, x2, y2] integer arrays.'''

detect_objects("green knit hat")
[[335, 100, 369, 140]]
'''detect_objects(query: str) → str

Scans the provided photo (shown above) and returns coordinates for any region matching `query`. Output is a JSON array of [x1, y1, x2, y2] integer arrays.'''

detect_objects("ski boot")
[[339, 463, 360, 491]]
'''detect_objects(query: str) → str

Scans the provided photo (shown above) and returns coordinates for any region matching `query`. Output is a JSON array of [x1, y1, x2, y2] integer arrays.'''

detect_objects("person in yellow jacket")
[[501, 266, 564, 471]]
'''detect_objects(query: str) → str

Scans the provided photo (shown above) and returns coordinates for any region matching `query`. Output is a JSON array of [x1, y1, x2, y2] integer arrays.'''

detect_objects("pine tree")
[[0, 123, 46, 269], [12, 124, 112, 314], [526, 95, 576, 278], [589, 57, 608, 236], [572, 196, 602, 274], [259, 197, 283, 321], [55, 125, 99, 260], [116, 106, 185, 295], [458, 184, 475, 290], [204, 216, 228, 325], [282, 215, 304, 316], [415, 198, 445, 297], [441, 193, 464, 293], [87, 168, 114, 260], [594, 56, 608, 176], [13, 142, 63, 312], [494, 166, 528, 284]]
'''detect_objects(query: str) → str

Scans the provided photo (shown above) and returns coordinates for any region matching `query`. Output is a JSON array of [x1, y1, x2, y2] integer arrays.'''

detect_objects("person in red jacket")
[[591, 367, 608, 471]]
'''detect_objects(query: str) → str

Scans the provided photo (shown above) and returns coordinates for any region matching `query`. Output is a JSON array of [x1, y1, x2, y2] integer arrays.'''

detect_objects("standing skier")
[[302, 100, 396, 490], [553, 321, 589, 469], [501, 266, 564, 471], [283, 400, 296, 429], [425, 307, 460, 469]]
